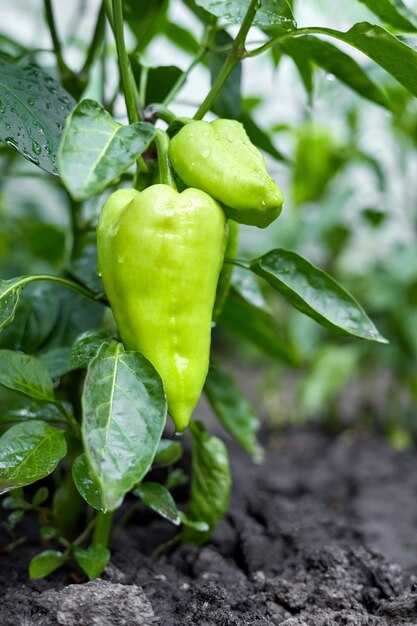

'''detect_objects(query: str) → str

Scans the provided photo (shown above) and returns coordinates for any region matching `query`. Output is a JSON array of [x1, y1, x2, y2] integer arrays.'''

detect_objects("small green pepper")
[[97, 184, 227, 432], [169, 119, 284, 228]]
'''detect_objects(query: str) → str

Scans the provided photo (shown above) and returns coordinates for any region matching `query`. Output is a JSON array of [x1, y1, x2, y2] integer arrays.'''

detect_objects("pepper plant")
[[0, 0, 415, 580]]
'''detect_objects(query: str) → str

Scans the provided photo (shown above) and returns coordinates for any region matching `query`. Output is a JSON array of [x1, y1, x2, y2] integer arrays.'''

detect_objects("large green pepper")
[[97, 184, 227, 432], [168, 119, 284, 228]]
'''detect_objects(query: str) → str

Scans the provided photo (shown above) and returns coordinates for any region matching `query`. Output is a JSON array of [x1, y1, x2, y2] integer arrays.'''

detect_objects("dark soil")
[[2, 428, 417, 625]]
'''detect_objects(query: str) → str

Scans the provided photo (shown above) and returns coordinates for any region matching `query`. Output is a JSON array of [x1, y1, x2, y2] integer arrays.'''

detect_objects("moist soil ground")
[[1, 428, 417, 625]]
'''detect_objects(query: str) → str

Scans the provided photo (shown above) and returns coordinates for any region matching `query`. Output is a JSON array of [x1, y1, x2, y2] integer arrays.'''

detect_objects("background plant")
[[0, 0, 415, 579]]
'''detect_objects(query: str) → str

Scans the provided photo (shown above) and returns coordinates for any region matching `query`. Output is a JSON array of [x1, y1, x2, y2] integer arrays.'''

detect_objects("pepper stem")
[[155, 129, 177, 189]]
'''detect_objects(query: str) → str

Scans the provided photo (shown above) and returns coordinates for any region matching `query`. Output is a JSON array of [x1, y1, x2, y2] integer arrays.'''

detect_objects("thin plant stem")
[[194, 0, 260, 120], [44, 0, 68, 74], [245, 26, 346, 58], [112, 0, 139, 124], [163, 20, 216, 107], [92, 511, 114, 547]]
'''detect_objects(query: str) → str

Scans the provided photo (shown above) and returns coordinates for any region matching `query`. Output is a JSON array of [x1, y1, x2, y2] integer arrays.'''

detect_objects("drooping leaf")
[[0, 421, 67, 494], [239, 111, 288, 161], [81, 343, 167, 511], [73, 545, 110, 580], [356, 0, 417, 32], [219, 289, 299, 365], [135, 481, 181, 525], [230, 266, 270, 312], [182, 421, 231, 545], [132, 63, 183, 105], [58, 99, 156, 200], [165, 22, 200, 55], [29, 550, 67, 579], [249, 249, 387, 342], [0, 349, 55, 401], [280, 36, 391, 110], [0, 58, 75, 174], [316, 23, 417, 98], [72, 454, 103, 511], [196, 0, 296, 30], [205, 363, 263, 461]]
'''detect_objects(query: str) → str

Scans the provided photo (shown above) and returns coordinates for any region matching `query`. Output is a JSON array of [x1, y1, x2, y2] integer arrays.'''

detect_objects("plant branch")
[[193, 0, 260, 120], [245, 26, 345, 58], [163, 20, 216, 107], [43, 0, 68, 74], [112, 0, 139, 124], [16, 274, 102, 304]]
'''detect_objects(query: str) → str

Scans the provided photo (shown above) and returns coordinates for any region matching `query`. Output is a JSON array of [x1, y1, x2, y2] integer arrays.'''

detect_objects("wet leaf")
[[135, 482, 181, 525], [182, 421, 231, 545], [195, 0, 296, 30], [0, 58, 75, 174], [72, 454, 103, 511], [0, 349, 55, 401], [0, 420, 67, 494], [81, 343, 167, 511], [250, 249, 387, 342], [58, 99, 156, 200], [205, 363, 263, 462]]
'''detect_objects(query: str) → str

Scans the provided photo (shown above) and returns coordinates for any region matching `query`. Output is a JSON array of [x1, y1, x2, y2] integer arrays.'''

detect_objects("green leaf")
[[73, 545, 110, 580], [299, 345, 361, 413], [58, 99, 156, 201], [72, 454, 103, 511], [81, 343, 167, 511], [132, 64, 183, 105], [135, 482, 181, 525], [196, 0, 296, 30], [39, 347, 73, 378], [318, 22, 417, 98], [29, 550, 67, 579], [0, 420, 67, 494], [70, 329, 112, 370], [239, 111, 289, 161], [0, 277, 25, 331], [123, 0, 169, 52], [230, 266, 270, 312], [280, 36, 391, 110], [165, 467, 188, 491], [205, 364, 263, 462], [0, 59, 75, 174], [250, 249, 387, 342], [356, 0, 417, 32], [178, 511, 209, 533], [182, 421, 231, 545], [208, 30, 242, 118], [153, 439, 183, 467], [165, 22, 200, 55], [0, 349, 55, 401], [32, 486, 49, 506], [219, 290, 299, 365]]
